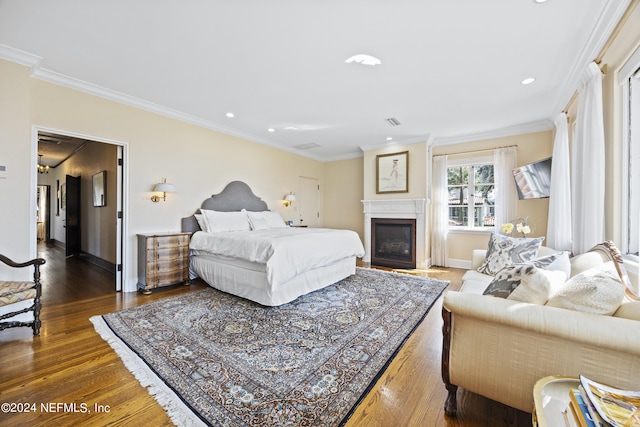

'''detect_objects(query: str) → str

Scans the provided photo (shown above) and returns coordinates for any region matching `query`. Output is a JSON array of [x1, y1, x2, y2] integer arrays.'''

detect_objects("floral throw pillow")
[[477, 233, 545, 276], [483, 252, 571, 304]]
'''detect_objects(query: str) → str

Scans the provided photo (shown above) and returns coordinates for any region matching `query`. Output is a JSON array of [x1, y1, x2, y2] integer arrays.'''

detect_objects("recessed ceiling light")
[[225, 112, 235, 118], [533, 0, 549, 3], [267, 128, 275, 132], [521, 77, 536, 85], [345, 54, 382, 66], [386, 137, 393, 141]]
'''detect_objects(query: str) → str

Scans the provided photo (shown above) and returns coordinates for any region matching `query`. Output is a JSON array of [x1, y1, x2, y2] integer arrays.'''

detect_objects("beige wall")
[[432, 130, 554, 265], [323, 157, 364, 241], [0, 60, 33, 280], [362, 142, 428, 201], [1, 59, 339, 290]]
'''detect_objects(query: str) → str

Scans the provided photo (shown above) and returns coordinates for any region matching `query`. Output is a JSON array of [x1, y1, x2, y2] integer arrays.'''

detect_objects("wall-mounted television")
[[512, 157, 552, 200]]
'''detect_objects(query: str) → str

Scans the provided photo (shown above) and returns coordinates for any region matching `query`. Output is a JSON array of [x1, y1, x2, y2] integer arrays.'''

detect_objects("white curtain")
[[431, 155, 449, 266], [493, 147, 517, 229], [546, 112, 572, 251], [572, 62, 605, 254]]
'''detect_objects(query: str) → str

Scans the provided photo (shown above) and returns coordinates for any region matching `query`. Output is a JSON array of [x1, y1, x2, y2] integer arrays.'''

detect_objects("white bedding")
[[189, 227, 365, 289]]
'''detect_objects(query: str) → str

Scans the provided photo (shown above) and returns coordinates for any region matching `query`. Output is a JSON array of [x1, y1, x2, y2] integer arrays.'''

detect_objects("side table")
[[532, 375, 580, 427]]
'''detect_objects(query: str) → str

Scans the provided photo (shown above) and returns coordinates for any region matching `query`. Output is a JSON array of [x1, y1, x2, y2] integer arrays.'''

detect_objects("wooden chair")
[[0, 254, 46, 335]]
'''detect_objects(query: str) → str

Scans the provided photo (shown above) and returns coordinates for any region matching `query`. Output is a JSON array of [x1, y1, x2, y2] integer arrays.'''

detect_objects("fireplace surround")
[[362, 199, 427, 269]]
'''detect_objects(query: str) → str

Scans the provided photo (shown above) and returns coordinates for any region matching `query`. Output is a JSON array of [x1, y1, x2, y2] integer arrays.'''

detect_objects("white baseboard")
[[448, 258, 472, 270]]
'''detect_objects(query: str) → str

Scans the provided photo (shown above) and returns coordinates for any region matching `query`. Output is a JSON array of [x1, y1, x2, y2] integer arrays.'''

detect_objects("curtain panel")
[[546, 112, 572, 251], [493, 147, 517, 229], [431, 155, 449, 267], [572, 62, 605, 255]]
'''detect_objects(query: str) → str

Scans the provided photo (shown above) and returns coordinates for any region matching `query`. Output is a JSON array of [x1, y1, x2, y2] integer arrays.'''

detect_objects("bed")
[[181, 181, 365, 306]]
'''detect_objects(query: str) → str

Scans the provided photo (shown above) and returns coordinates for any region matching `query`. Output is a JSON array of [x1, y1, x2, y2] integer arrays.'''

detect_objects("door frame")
[[31, 126, 129, 292]]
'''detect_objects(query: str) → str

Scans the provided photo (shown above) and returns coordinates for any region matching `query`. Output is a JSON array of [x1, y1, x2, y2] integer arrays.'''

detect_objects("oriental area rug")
[[90, 268, 449, 427]]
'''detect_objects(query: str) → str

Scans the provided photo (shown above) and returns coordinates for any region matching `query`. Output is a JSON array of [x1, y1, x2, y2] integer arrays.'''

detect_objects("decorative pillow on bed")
[[247, 211, 287, 229], [200, 209, 251, 233], [545, 261, 626, 315], [194, 213, 210, 232], [482, 252, 570, 304], [477, 233, 545, 276]]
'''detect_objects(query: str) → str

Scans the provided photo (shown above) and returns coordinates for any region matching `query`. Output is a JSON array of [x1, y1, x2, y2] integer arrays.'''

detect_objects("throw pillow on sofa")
[[477, 233, 545, 276], [546, 261, 626, 315], [483, 252, 570, 304]]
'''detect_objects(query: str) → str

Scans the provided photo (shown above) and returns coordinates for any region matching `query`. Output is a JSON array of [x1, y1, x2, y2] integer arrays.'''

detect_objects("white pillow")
[[546, 261, 626, 315], [247, 211, 286, 229], [200, 210, 251, 233], [194, 213, 209, 232], [248, 216, 270, 231], [483, 252, 570, 305]]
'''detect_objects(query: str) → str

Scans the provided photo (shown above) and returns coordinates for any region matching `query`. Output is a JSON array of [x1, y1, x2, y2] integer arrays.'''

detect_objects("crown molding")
[[359, 135, 431, 153], [551, 0, 634, 114], [431, 119, 554, 147], [0, 44, 41, 67]]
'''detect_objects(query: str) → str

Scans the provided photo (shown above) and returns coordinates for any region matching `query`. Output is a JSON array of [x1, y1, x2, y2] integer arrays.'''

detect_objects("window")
[[621, 47, 640, 258], [447, 162, 495, 228]]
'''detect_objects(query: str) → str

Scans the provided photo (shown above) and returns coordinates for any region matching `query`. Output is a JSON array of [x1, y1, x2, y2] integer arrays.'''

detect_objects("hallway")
[[36, 242, 115, 306]]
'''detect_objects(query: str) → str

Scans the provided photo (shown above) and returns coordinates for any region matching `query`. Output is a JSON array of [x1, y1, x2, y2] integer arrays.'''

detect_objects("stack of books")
[[566, 376, 640, 427]]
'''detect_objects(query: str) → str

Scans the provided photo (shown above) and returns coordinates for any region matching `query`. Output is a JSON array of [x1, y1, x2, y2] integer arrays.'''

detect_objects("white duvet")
[[189, 227, 365, 288]]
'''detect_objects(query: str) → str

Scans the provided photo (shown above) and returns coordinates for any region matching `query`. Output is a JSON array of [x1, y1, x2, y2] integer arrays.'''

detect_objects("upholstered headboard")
[[181, 181, 269, 233]]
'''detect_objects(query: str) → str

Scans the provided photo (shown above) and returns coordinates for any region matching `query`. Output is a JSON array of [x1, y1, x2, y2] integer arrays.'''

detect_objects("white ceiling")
[[0, 0, 631, 161]]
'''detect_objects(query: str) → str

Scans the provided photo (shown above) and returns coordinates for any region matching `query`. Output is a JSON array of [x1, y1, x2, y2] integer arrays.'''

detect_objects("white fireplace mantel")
[[362, 199, 428, 269]]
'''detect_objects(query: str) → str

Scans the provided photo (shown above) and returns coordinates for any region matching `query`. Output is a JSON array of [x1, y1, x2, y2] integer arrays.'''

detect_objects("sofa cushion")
[[613, 301, 640, 321], [460, 270, 494, 294], [482, 252, 570, 304], [546, 261, 626, 315], [476, 233, 545, 276]]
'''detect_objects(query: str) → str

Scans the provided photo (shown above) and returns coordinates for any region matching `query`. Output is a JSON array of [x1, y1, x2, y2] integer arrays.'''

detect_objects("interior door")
[[298, 177, 321, 227], [65, 175, 81, 257]]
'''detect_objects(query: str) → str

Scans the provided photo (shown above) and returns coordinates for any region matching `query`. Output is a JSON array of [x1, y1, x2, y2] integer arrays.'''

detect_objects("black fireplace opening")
[[371, 218, 416, 269]]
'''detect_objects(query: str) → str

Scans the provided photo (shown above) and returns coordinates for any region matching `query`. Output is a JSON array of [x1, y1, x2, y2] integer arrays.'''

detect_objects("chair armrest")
[[0, 254, 45, 269]]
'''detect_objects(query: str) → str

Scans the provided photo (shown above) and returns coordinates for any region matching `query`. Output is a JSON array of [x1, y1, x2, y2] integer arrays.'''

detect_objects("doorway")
[[35, 128, 127, 292]]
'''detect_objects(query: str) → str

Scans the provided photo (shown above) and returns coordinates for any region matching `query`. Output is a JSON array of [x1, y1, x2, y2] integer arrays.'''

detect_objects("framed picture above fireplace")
[[376, 151, 409, 194]]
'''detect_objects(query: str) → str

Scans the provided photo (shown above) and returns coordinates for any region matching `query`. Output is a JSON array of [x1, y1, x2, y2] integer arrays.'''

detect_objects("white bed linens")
[[189, 227, 365, 289]]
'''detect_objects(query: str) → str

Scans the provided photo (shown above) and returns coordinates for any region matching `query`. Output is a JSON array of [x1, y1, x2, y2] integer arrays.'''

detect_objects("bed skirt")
[[189, 254, 356, 306]]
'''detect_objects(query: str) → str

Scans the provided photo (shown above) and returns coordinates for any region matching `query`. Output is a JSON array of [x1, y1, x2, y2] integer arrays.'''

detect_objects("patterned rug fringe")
[[90, 316, 206, 426]]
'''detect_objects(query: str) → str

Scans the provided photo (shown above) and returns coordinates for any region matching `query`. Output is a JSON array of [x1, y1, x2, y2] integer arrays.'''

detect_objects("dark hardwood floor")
[[0, 243, 531, 426]]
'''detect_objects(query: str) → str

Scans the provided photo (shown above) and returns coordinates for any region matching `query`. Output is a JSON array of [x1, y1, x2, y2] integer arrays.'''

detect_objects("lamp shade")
[[284, 193, 296, 202], [154, 182, 175, 193]]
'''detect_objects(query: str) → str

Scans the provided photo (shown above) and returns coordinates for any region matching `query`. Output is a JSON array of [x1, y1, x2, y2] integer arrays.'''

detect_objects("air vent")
[[293, 143, 321, 150], [385, 117, 402, 127]]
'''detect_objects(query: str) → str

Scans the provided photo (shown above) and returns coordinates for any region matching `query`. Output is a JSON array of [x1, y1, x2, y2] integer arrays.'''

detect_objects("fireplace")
[[371, 218, 416, 269], [362, 199, 426, 269]]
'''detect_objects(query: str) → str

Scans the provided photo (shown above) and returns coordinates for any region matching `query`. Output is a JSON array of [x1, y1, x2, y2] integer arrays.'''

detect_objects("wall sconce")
[[151, 178, 175, 202], [283, 193, 296, 207]]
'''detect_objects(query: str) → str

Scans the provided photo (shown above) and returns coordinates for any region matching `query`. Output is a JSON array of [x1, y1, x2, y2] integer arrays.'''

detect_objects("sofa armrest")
[[471, 249, 487, 270]]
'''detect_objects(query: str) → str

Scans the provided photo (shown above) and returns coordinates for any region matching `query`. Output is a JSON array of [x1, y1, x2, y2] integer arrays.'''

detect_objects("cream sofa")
[[441, 241, 640, 415]]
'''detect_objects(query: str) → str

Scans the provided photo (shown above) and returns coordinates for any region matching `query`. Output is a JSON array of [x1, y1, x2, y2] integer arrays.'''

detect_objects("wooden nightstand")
[[137, 232, 191, 294]]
